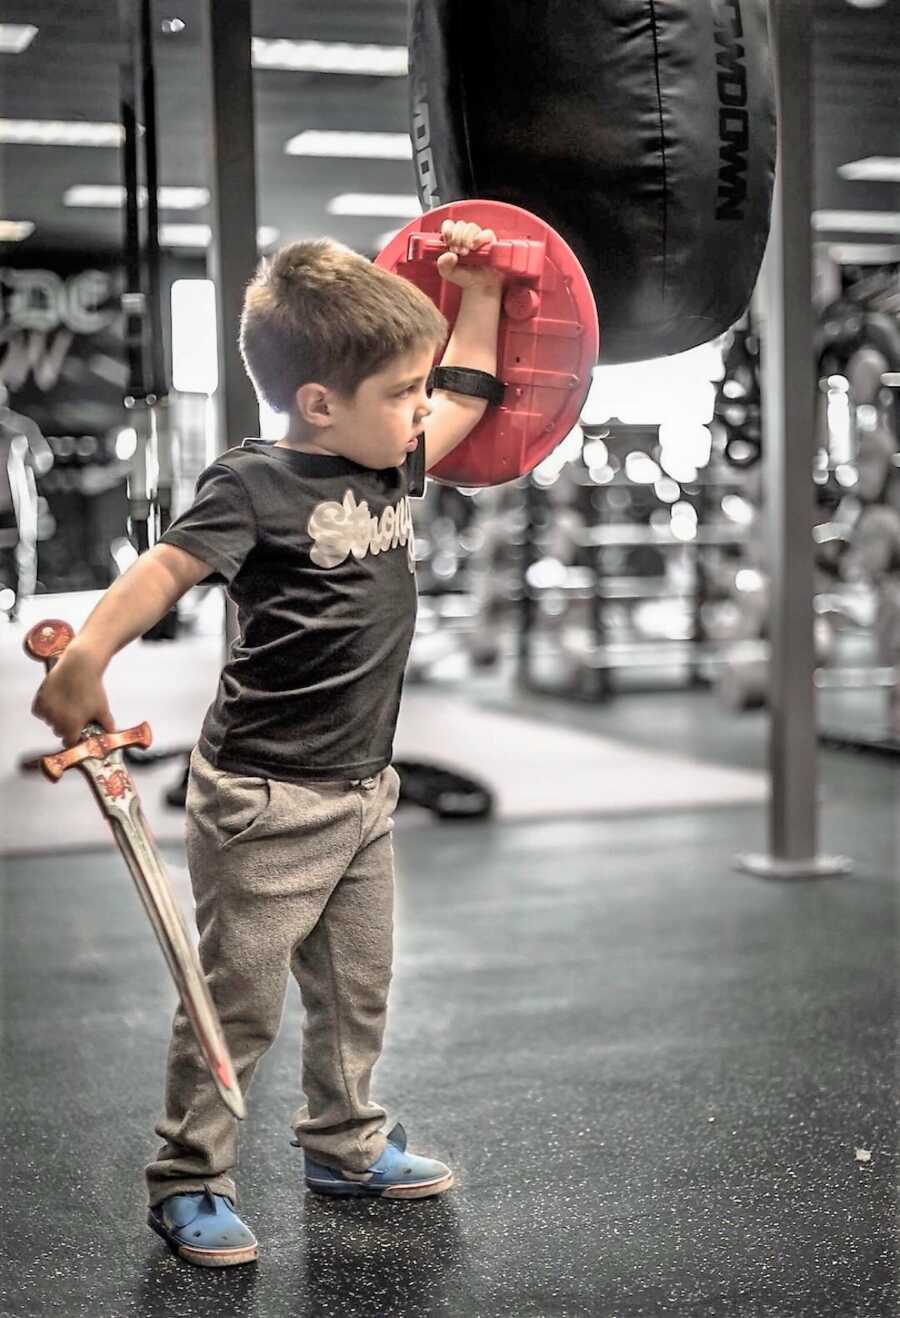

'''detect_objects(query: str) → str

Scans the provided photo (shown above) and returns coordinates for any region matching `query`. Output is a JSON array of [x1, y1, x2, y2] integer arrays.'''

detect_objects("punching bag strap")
[[430, 365, 506, 407]]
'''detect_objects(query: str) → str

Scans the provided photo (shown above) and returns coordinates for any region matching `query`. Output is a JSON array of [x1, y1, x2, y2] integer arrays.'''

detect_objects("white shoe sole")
[[148, 1211, 258, 1267], [306, 1170, 455, 1199]]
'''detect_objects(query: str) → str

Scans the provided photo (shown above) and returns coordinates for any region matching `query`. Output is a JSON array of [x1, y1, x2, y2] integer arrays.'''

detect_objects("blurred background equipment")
[[714, 258, 900, 752], [0, 386, 54, 618]]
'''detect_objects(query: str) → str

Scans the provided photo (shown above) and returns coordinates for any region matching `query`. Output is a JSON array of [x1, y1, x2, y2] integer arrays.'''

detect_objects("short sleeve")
[[404, 438, 427, 499], [158, 463, 256, 586]]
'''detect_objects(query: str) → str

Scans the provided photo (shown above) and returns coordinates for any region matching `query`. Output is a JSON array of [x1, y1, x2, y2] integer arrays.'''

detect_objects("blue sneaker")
[[148, 1186, 258, 1267], [304, 1122, 454, 1199]]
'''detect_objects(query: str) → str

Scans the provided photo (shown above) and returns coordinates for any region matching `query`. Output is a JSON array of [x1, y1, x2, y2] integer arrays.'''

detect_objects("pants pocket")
[[216, 774, 274, 851]]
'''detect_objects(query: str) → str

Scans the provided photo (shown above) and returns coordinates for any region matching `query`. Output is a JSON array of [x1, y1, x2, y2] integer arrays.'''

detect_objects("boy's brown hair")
[[240, 239, 449, 413]]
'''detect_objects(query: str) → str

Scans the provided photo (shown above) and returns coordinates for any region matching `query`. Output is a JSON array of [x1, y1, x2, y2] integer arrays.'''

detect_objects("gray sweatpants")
[[145, 746, 400, 1208]]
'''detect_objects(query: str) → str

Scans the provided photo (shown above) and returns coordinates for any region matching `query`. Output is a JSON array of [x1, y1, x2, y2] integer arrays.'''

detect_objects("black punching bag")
[[409, 0, 775, 364]]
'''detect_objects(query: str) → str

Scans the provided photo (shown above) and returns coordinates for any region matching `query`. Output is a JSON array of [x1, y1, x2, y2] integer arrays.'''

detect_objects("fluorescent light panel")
[[813, 211, 900, 234], [64, 185, 209, 209], [160, 224, 279, 248], [327, 193, 421, 218], [837, 157, 900, 183], [0, 24, 37, 53], [252, 38, 407, 76], [828, 243, 900, 264], [0, 118, 123, 146], [0, 220, 35, 241], [285, 130, 411, 159]]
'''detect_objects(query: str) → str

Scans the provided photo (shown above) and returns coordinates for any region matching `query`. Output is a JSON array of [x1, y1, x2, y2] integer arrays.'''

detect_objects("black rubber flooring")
[[2, 701, 897, 1317]]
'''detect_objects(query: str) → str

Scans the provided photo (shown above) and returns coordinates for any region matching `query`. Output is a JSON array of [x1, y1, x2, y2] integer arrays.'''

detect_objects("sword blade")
[[77, 736, 245, 1120]]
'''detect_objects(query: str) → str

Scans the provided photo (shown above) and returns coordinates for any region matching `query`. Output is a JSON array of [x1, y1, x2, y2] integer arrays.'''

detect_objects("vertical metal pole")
[[202, 0, 260, 651], [139, 0, 165, 398], [516, 479, 539, 688], [202, 0, 260, 456], [119, 0, 154, 557], [119, 1, 145, 401], [737, 0, 850, 879]]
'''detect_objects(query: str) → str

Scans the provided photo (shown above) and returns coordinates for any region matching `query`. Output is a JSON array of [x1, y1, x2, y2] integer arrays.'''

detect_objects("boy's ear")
[[295, 382, 332, 427]]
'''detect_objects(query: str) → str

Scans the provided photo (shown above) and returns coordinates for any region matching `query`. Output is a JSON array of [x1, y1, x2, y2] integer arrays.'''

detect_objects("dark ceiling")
[[0, 0, 898, 261]]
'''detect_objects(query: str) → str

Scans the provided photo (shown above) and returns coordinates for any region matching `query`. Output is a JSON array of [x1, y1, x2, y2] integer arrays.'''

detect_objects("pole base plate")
[[735, 852, 854, 880]]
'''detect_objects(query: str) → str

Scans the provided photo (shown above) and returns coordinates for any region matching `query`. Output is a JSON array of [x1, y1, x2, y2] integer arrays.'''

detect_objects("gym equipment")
[[375, 199, 599, 487], [393, 760, 494, 820], [816, 304, 900, 381], [716, 319, 763, 469], [0, 389, 53, 617], [24, 619, 245, 1120], [119, 0, 176, 639], [408, 0, 775, 363]]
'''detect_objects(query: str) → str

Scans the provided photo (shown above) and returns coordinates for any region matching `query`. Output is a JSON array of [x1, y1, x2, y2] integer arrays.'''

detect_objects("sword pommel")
[[40, 723, 154, 782], [24, 618, 75, 665]]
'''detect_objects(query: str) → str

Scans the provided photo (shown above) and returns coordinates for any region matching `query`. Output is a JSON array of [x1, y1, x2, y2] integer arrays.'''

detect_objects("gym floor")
[[2, 666, 897, 1317]]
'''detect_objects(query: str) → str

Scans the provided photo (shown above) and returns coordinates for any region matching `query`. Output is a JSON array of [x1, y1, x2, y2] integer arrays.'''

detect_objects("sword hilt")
[[24, 618, 154, 782]]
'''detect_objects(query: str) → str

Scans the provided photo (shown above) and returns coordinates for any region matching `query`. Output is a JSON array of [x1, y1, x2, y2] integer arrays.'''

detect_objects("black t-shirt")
[[159, 439, 426, 781]]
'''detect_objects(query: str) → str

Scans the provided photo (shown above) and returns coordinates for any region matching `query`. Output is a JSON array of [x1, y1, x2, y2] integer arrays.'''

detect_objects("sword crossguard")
[[39, 723, 154, 782]]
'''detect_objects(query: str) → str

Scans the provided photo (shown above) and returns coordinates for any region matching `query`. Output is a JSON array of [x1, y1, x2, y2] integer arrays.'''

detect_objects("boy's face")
[[297, 343, 436, 471]]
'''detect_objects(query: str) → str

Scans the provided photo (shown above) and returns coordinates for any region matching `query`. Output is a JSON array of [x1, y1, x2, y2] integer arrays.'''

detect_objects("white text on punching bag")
[[713, 0, 749, 222]]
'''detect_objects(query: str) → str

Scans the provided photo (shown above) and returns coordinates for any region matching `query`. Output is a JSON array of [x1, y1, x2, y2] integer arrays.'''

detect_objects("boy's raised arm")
[[31, 543, 212, 746]]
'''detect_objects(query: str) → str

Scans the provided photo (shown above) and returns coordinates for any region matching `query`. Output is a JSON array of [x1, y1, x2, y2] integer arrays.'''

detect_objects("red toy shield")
[[375, 199, 599, 487]]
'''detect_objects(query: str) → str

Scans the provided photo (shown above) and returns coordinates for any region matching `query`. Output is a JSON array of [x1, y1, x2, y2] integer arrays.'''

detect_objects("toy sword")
[[24, 618, 246, 1121]]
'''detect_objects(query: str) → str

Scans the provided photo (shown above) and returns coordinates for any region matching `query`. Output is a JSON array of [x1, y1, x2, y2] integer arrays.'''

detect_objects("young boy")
[[31, 218, 503, 1267]]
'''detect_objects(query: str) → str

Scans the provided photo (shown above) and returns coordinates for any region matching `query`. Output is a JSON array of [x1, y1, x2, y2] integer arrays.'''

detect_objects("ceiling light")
[[64, 185, 209, 209], [327, 193, 421, 218], [64, 186, 126, 207], [0, 118, 124, 146], [844, 0, 887, 8], [159, 224, 213, 247], [0, 24, 37, 53], [252, 38, 407, 77], [285, 130, 411, 160], [0, 220, 35, 241], [837, 157, 900, 183], [828, 243, 900, 264], [813, 210, 900, 234], [160, 224, 279, 248], [159, 187, 208, 209]]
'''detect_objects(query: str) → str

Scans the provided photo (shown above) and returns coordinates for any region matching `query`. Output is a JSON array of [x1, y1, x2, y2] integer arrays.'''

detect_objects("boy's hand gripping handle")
[[24, 619, 152, 781], [405, 232, 546, 281]]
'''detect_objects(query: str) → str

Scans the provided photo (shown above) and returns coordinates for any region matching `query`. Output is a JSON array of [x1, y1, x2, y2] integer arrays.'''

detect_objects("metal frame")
[[736, 0, 851, 880], [203, 0, 260, 457]]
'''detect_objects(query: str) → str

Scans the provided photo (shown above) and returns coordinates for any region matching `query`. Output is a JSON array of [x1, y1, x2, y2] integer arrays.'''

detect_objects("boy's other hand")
[[31, 642, 116, 748], [436, 221, 502, 291]]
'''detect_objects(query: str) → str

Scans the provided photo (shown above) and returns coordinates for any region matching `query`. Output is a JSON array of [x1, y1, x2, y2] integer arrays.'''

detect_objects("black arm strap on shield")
[[429, 365, 506, 406]]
